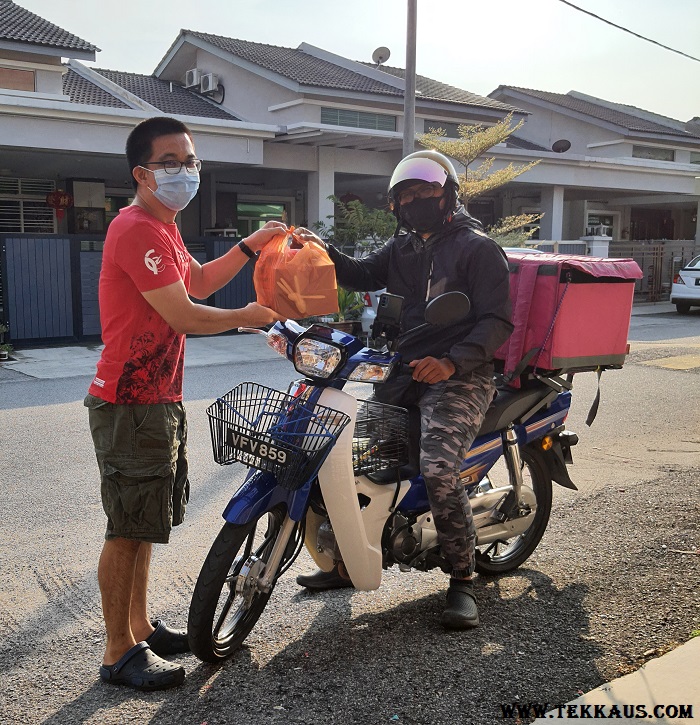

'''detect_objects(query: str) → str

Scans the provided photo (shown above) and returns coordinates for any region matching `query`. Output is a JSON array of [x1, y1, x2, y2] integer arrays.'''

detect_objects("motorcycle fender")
[[222, 470, 308, 525], [316, 388, 405, 592], [540, 442, 578, 490]]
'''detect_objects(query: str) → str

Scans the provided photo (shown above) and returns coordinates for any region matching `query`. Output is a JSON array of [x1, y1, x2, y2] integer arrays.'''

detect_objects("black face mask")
[[399, 196, 445, 233]]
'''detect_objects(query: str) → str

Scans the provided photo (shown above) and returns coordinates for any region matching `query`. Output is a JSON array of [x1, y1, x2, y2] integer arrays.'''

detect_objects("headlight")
[[293, 338, 344, 379], [348, 362, 395, 383]]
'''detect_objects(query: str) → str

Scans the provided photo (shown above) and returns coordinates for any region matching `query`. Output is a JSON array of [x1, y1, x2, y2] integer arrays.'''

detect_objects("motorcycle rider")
[[295, 150, 513, 628]]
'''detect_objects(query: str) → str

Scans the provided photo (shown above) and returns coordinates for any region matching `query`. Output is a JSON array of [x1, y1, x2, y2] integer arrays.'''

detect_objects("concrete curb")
[[533, 636, 700, 723]]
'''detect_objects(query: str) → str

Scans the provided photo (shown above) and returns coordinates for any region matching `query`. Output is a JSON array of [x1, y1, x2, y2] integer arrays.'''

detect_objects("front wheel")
[[474, 446, 553, 575], [188, 505, 289, 662]]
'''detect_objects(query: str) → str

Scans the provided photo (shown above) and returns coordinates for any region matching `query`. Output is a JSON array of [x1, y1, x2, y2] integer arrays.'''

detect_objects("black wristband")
[[237, 240, 257, 259]]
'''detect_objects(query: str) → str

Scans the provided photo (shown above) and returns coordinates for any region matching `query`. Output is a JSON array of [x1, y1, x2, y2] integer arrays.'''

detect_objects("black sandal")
[[146, 619, 190, 656], [99, 642, 185, 691]]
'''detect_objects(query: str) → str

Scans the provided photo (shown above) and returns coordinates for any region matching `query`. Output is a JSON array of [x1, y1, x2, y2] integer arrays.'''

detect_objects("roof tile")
[[94, 68, 239, 120], [184, 32, 517, 112], [62, 65, 240, 120], [62, 68, 130, 109], [502, 87, 700, 139], [0, 0, 98, 53]]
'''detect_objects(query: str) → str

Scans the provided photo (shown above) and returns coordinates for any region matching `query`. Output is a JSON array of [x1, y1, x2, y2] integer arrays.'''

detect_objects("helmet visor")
[[389, 157, 449, 193]]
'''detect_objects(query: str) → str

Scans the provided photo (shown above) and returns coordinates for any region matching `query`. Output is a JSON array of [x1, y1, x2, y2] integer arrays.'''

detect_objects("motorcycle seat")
[[478, 384, 552, 436]]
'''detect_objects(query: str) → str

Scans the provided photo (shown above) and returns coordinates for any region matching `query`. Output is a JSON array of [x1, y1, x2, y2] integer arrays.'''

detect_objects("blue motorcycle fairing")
[[397, 429, 504, 512], [396, 391, 571, 512], [222, 469, 314, 524]]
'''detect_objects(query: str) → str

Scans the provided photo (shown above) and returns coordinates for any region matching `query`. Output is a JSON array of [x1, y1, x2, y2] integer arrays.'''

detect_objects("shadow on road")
[[146, 570, 600, 725]]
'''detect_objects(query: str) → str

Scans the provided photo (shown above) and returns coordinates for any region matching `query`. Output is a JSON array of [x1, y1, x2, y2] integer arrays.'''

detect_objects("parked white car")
[[670, 255, 700, 314], [360, 289, 385, 336]]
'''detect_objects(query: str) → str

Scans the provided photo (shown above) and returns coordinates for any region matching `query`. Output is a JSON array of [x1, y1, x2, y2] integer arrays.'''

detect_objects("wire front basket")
[[352, 399, 409, 475], [207, 383, 350, 491]]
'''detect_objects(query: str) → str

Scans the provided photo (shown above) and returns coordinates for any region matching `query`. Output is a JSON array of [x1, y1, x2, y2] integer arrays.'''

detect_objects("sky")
[[16, 0, 700, 123]]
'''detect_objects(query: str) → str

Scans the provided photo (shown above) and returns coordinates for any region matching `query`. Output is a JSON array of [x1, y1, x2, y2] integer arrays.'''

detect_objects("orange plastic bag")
[[253, 229, 339, 319]]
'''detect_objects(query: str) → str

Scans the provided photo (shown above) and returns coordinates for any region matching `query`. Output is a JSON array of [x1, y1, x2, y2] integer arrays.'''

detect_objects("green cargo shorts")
[[84, 394, 190, 544]]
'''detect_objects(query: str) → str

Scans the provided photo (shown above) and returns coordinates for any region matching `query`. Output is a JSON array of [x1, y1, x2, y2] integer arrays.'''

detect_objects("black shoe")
[[441, 579, 479, 629], [99, 642, 185, 691], [146, 619, 190, 656], [296, 564, 354, 591]]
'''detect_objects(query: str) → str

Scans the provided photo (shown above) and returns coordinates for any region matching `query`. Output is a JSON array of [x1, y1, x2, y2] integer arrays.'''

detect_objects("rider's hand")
[[241, 302, 286, 327], [244, 221, 288, 253], [293, 227, 326, 248], [409, 356, 455, 384]]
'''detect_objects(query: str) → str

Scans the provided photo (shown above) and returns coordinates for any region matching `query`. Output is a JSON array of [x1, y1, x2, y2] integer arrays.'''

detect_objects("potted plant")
[[334, 287, 364, 334], [313, 196, 395, 258], [0, 324, 9, 361]]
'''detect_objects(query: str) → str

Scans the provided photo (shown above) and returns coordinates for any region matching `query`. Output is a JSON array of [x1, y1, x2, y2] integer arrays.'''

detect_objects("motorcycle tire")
[[474, 445, 553, 575], [188, 505, 286, 662]]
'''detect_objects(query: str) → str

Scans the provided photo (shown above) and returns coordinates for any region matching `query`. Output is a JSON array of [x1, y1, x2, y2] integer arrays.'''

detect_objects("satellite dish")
[[551, 139, 571, 153], [372, 47, 391, 65]]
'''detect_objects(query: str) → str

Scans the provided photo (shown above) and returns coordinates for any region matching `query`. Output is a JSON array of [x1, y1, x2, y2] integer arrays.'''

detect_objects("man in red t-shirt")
[[85, 116, 284, 691]]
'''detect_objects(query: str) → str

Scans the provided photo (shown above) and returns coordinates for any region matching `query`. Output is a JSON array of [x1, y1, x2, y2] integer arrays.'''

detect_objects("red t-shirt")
[[89, 206, 193, 404]]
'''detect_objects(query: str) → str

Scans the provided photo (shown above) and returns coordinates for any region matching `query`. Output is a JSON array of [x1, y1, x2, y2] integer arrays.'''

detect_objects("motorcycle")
[[188, 291, 579, 662]]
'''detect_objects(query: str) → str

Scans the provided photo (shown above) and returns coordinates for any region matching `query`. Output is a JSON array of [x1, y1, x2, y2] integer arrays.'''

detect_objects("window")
[[321, 107, 396, 132], [0, 178, 56, 233], [0, 67, 35, 92], [690, 152, 700, 165], [105, 195, 133, 226], [424, 119, 462, 138], [632, 145, 675, 162]]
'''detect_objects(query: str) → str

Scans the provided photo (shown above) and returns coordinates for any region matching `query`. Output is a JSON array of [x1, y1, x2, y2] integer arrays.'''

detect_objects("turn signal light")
[[541, 435, 554, 451]]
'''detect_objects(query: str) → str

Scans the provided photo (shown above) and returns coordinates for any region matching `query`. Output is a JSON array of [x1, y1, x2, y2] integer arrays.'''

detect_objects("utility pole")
[[402, 0, 417, 158]]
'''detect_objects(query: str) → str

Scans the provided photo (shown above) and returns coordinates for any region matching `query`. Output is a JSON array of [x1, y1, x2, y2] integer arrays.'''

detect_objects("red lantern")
[[46, 190, 73, 221]]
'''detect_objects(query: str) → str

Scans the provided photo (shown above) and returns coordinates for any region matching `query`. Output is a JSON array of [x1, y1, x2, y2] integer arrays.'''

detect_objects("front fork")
[[250, 514, 297, 595]]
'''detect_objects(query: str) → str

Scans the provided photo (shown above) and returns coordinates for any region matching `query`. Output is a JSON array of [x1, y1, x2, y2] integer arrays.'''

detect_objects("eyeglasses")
[[396, 182, 443, 206], [142, 159, 202, 174]]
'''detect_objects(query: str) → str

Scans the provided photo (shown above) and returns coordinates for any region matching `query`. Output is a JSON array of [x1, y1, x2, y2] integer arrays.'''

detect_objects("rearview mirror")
[[424, 291, 471, 326]]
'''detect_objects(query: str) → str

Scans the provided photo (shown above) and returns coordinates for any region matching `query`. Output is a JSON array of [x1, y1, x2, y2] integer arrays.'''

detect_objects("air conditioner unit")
[[184, 68, 202, 88], [200, 73, 219, 94]]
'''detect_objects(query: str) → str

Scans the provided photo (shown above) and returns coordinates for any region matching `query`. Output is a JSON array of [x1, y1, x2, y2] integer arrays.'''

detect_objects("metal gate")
[[608, 240, 699, 302], [0, 234, 255, 344]]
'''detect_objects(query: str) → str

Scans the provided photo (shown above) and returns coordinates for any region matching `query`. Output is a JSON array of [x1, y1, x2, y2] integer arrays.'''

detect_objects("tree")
[[313, 196, 396, 257], [420, 113, 543, 246]]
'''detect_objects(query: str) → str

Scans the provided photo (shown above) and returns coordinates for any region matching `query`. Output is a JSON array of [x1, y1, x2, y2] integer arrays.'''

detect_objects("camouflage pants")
[[416, 372, 495, 576]]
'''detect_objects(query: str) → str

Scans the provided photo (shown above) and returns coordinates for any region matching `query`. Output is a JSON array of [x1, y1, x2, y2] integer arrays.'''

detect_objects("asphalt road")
[[0, 308, 698, 724]]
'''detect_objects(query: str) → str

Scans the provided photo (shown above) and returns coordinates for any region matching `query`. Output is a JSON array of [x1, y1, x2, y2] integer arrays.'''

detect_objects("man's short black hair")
[[126, 116, 193, 190]]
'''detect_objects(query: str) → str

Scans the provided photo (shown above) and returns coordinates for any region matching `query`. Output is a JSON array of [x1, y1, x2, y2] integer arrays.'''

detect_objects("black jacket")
[[327, 208, 513, 379]]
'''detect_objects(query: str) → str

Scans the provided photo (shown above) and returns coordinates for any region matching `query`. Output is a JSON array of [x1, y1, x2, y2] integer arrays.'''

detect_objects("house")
[[1, 0, 699, 342], [487, 86, 700, 243]]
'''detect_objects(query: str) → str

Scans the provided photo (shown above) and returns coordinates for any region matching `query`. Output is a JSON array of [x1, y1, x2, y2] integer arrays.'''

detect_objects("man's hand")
[[409, 356, 455, 384], [293, 227, 326, 247], [245, 221, 288, 253], [240, 302, 285, 327]]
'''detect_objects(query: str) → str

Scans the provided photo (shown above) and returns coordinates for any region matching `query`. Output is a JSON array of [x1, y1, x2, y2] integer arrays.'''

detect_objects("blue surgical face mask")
[[142, 167, 200, 211]]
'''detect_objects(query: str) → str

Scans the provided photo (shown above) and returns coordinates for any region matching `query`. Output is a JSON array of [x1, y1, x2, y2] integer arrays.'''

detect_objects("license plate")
[[226, 428, 289, 466]]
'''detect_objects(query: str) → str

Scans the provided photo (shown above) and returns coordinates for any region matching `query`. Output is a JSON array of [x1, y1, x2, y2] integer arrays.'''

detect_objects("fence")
[[0, 234, 254, 344], [535, 239, 699, 302], [607, 240, 699, 302]]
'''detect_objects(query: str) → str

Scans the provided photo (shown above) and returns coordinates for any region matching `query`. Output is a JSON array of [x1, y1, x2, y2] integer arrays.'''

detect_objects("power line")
[[556, 0, 700, 63]]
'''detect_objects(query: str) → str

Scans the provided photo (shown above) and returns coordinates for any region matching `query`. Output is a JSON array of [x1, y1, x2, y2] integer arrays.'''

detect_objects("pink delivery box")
[[495, 252, 643, 381]]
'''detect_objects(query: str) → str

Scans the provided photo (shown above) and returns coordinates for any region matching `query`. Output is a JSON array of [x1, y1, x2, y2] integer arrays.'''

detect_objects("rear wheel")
[[188, 505, 292, 662], [676, 303, 691, 314], [474, 446, 552, 575]]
